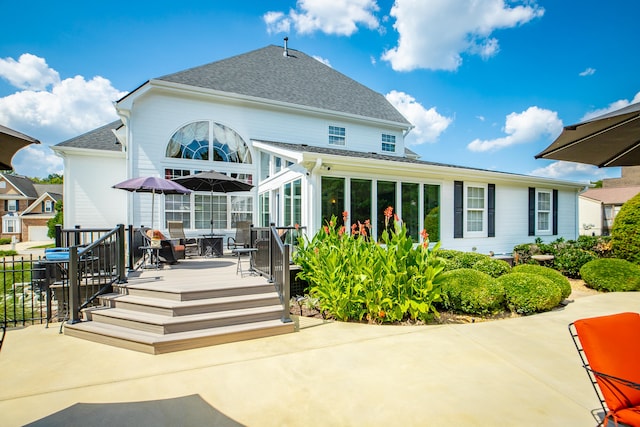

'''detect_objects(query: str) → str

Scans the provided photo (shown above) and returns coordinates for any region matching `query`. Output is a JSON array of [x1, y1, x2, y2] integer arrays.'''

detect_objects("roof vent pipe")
[[283, 37, 289, 57]]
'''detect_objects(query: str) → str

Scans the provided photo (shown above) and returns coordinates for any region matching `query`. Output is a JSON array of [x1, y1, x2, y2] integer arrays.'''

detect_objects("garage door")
[[29, 226, 52, 242]]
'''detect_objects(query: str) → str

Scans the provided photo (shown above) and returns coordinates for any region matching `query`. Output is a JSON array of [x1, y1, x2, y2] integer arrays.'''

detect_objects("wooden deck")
[[64, 254, 295, 354]]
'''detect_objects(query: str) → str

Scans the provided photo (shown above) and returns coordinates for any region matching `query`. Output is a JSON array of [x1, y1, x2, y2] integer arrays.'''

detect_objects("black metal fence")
[[1, 224, 127, 332]]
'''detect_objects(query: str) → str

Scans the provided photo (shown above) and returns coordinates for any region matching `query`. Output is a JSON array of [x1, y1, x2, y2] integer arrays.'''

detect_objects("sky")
[[1, 0, 639, 183]]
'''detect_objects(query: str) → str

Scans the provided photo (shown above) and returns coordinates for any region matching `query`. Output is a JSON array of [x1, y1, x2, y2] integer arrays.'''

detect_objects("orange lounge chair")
[[569, 312, 640, 426]]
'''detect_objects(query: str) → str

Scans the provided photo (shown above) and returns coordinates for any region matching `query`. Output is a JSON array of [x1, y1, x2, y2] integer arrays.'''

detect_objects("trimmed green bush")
[[473, 257, 511, 278], [580, 258, 640, 292], [553, 248, 597, 278], [611, 192, 640, 264], [434, 249, 488, 269], [439, 269, 505, 315], [497, 273, 562, 315], [512, 264, 572, 299]]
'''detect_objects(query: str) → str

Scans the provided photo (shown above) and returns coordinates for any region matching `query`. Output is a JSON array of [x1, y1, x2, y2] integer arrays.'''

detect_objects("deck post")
[[67, 246, 81, 324], [116, 224, 127, 283]]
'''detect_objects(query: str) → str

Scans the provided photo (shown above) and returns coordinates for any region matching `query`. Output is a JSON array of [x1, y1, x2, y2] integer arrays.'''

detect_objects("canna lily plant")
[[294, 208, 443, 324]]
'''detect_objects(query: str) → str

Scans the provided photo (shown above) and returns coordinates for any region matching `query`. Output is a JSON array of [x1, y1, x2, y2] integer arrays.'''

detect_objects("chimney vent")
[[283, 37, 289, 57]]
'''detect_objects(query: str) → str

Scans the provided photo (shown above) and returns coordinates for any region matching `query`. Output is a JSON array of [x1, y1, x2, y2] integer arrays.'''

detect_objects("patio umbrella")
[[173, 170, 253, 234], [113, 176, 192, 229], [0, 124, 40, 170], [535, 102, 640, 167]]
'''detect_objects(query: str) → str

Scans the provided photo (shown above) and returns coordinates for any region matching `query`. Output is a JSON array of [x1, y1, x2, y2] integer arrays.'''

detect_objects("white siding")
[[63, 152, 127, 228], [579, 197, 602, 235]]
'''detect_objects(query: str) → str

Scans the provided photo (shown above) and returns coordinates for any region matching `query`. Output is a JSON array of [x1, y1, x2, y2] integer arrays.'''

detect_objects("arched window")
[[166, 121, 252, 164], [166, 121, 209, 160]]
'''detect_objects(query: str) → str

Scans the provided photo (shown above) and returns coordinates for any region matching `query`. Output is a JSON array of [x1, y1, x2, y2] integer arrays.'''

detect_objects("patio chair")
[[167, 221, 198, 257], [227, 221, 251, 250], [569, 312, 640, 426], [140, 227, 183, 265]]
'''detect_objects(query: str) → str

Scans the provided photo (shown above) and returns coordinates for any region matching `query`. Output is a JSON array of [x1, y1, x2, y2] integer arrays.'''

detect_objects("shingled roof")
[[155, 45, 411, 126], [56, 121, 122, 151]]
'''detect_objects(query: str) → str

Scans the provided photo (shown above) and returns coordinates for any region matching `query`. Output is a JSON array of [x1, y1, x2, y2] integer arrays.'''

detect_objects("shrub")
[[434, 249, 487, 268], [575, 235, 613, 258], [512, 264, 572, 299], [497, 273, 562, 315], [580, 259, 640, 292], [439, 269, 505, 315], [553, 248, 597, 278], [611, 192, 640, 264], [0, 237, 11, 245], [295, 211, 444, 324], [473, 257, 511, 278]]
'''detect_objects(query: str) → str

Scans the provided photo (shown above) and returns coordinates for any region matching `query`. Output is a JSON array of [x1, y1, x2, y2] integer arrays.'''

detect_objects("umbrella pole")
[[210, 189, 214, 235], [151, 189, 155, 230]]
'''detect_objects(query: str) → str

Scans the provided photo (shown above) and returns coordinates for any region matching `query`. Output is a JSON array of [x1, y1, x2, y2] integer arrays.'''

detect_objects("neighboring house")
[[52, 44, 585, 254], [579, 167, 640, 236], [0, 173, 61, 242]]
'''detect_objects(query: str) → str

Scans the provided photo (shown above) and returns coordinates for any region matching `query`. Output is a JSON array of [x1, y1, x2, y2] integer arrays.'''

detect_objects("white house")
[[53, 44, 585, 254], [579, 186, 640, 236]]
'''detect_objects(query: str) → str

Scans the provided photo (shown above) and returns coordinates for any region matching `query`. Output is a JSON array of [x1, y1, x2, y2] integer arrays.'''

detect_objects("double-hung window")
[[382, 134, 396, 152], [44, 200, 53, 213], [537, 190, 551, 233], [7, 200, 17, 212], [328, 126, 346, 146], [466, 185, 485, 234]]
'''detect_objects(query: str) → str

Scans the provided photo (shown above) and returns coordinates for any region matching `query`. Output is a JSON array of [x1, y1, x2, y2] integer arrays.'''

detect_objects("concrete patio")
[[1, 256, 637, 426]]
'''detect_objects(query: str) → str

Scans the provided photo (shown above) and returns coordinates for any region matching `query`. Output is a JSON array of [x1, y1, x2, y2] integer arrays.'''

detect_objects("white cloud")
[[312, 55, 332, 67], [263, 11, 291, 34], [0, 53, 60, 90], [381, 0, 544, 71], [264, 0, 380, 36], [385, 90, 452, 145], [580, 92, 640, 121], [579, 67, 596, 77], [12, 145, 63, 177], [468, 106, 562, 152], [0, 53, 126, 177], [529, 160, 608, 181]]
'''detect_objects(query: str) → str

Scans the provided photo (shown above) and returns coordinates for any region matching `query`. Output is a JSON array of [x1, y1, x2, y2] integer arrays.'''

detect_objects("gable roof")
[[1, 173, 38, 198], [56, 120, 122, 151], [154, 45, 411, 126], [34, 183, 63, 198], [580, 186, 640, 204]]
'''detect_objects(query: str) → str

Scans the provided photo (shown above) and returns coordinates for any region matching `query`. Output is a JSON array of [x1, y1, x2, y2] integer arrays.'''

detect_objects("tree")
[[31, 173, 63, 184], [610, 192, 640, 264], [47, 200, 63, 239]]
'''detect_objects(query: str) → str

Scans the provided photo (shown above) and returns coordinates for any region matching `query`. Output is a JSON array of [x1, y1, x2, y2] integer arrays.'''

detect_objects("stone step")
[[85, 305, 285, 334], [98, 292, 283, 316], [64, 319, 295, 354]]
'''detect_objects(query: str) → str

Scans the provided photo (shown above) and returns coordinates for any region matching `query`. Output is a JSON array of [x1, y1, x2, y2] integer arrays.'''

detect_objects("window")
[[402, 183, 419, 240], [165, 121, 252, 163], [382, 134, 396, 152], [2, 217, 19, 233], [377, 180, 396, 240], [328, 126, 346, 146], [537, 191, 551, 232], [321, 177, 345, 226], [424, 184, 440, 242], [260, 152, 270, 181], [44, 200, 53, 213], [258, 193, 270, 227], [350, 179, 372, 230], [7, 200, 17, 212], [466, 186, 485, 233], [165, 194, 191, 228], [230, 195, 252, 228]]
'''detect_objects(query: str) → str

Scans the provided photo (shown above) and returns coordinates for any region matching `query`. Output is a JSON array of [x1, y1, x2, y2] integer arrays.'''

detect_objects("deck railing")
[[252, 224, 302, 323], [0, 224, 127, 333]]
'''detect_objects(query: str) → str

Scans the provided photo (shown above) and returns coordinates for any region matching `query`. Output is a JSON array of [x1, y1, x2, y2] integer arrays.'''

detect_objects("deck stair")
[[64, 271, 294, 354]]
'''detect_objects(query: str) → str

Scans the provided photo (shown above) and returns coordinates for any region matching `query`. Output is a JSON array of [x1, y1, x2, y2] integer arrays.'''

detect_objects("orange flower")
[[329, 219, 335, 227], [323, 226, 329, 234], [351, 223, 357, 234], [342, 211, 348, 222], [378, 310, 386, 318], [294, 223, 300, 230], [338, 226, 345, 236], [420, 229, 429, 241], [384, 206, 393, 219]]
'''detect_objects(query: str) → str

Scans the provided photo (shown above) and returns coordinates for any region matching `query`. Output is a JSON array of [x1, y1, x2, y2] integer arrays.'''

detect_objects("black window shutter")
[[454, 181, 463, 238], [3, 200, 7, 211], [41, 202, 45, 212], [552, 189, 558, 235], [528, 187, 535, 236], [488, 184, 495, 237]]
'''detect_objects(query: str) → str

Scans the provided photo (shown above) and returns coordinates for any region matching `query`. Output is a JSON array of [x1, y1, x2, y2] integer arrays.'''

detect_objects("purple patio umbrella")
[[113, 176, 192, 229]]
